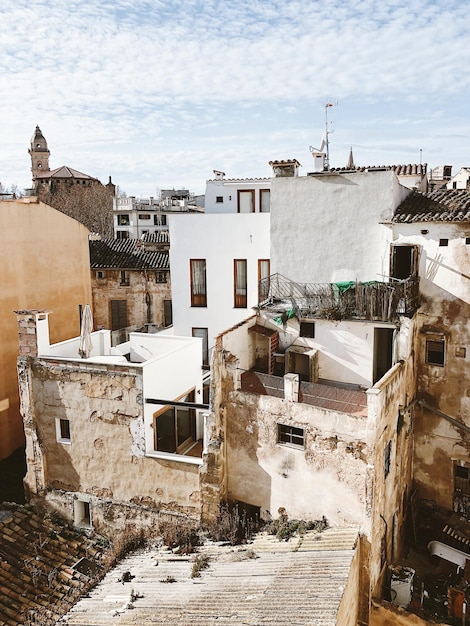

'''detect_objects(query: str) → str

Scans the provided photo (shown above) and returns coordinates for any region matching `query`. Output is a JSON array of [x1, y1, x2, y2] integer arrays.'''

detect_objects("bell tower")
[[29, 126, 50, 183]]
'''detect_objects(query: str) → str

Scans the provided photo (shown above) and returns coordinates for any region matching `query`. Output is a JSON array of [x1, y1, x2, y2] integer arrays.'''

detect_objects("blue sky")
[[1, 0, 469, 196]]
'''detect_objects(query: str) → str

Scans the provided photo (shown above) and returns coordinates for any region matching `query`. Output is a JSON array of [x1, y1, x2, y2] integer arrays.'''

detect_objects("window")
[[466, 237, 470, 245], [234, 259, 247, 308], [439, 239, 448, 247], [190, 259, 207, 307], [155, 271, 167, 283], [119, 270, 130, 286], [116, 230, 129, 239], [277, 423, 305, 448], [56, 418, 71, 443], [154, 390, 196, 454], [138, 213, 151, 220], [216, 196, 224, 203], [390, 245, 419, 279], [96, 270, 105, 280], [258, 259, 270, 301], [164, 299, 173, 327], [110, 299, 128, 330], [117, 214, 130, 226], [300, 321, 315, 338], [153, 213, 166, 226], [193, 327, 209, 367], [237, 189, 255, 213], [425, 338, 445, 366], [384, 440, 392, 478], [74, 500, 91, 527], [260, 189, 270, 213]]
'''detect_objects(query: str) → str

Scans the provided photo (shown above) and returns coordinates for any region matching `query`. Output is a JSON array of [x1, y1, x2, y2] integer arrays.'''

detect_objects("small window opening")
[[384, 440, 392, 479], [56, 418, 71, 443], [299, 321, 315, 338], [277, 423, 305, 448], [216, 196, 224, 203], [439, 238, 449, 247], [74, 500, 91, 527], [425, 338, 445, 366]]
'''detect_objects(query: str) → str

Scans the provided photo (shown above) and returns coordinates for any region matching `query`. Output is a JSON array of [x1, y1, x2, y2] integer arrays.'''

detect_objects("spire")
[[346, 146, 355, 170]]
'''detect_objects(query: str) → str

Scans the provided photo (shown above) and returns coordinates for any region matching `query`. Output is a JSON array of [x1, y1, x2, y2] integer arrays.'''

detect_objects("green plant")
[[191, 554, 210, 578]]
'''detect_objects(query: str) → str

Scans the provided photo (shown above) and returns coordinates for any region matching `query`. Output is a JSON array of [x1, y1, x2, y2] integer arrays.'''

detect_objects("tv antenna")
[[309, 101, 338, 171]]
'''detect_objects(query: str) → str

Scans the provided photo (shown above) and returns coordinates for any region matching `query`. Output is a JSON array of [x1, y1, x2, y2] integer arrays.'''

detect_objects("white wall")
[[270, 170, 410, 284], [446, 168, 470, 190], [169, 213, 270, 351], [391, 223, 470, 304]]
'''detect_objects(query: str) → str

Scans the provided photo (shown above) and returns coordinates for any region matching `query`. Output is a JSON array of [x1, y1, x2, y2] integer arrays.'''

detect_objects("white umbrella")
[[78, 304, 94, 359]]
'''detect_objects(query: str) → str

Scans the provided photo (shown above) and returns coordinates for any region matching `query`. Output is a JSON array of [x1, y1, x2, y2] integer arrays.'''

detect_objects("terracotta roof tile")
[[89, 238, 170, 270], [0, 503, 109, 625], [393, 189, 470, 223]]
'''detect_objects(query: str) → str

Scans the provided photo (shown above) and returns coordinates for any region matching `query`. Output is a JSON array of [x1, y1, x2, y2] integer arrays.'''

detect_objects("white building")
[[169, 213, 270, 363], [113, 191, 203, 239], [446, 166, 470, 190]]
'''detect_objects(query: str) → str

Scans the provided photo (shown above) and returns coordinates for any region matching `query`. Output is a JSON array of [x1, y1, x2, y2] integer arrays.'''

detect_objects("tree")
[[40, 183, 114, 238]]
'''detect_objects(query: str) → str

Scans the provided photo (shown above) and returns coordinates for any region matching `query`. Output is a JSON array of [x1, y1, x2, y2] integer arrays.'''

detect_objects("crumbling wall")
[[20, 357, 200, 533]]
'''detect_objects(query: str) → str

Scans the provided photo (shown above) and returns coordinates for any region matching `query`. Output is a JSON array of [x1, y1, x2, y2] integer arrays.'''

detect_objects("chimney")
[[268, 159, 301, 178], [14, 309, 51, 357]]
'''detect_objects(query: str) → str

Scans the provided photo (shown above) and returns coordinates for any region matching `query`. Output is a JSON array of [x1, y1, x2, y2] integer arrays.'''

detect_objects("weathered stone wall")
[[91, 269, 171, 330], [366, 352, 417, 599], [19, 357, 201, 533]]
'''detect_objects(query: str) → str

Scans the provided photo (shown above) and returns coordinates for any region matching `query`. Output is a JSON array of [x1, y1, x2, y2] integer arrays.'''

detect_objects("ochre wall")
[[0, 199, 92, 460], [19, 357, 200, 532]]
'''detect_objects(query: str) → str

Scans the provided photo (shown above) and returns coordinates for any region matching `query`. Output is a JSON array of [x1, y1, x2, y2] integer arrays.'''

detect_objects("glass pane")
[[156, 409, 176, 452], [239, 191, 253, 213], [177, 408, 192, 447]]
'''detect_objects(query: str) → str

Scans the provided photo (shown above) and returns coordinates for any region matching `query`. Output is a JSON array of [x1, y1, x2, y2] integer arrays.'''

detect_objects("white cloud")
[[0, 0, 469, 194]]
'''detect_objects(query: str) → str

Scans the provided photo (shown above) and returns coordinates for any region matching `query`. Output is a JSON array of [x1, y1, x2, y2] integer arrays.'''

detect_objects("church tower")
[[29, 126, 50, 183]]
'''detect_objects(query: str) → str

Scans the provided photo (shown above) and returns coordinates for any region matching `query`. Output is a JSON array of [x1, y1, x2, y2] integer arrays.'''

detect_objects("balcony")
[[241, 371, 368, 417], [258, 273, 419, 323]]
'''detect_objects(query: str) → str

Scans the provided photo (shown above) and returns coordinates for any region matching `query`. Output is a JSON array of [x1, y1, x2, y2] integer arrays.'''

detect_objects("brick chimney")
[[14, 309, 51, 357]]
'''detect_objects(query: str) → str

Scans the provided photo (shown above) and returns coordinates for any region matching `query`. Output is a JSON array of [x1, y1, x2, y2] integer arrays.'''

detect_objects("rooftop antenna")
[[324, 101, 338, 171]]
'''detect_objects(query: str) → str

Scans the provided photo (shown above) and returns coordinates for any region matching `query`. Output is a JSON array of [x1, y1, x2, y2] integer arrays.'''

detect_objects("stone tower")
[[28, 126, 50, 183]]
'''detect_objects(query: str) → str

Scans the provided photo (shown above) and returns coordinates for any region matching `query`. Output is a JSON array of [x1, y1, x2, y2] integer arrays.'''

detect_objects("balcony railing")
[[257, 273, 419, 323]]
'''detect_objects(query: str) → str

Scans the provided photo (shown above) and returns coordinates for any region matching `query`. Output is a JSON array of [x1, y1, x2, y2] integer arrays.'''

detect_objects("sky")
[[1, 0, 469, 197]]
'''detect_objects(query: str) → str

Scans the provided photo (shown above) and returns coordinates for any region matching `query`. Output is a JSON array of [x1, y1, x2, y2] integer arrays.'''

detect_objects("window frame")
[[299, 320, 315, 338], [237, 189, 255, 213], [425, 337, 445, 366], [258, 259, 270, 301], [259, 189, 270, 213], [153, 389, 197, 455], [117, 214, 130, 226], [234, 259, 248, 308], [277, 423, 305, 449], [192, 327, 209, 368], [190, 259, 207, 307], [56, 418, 71, 444], [119, 270, 130, 286]]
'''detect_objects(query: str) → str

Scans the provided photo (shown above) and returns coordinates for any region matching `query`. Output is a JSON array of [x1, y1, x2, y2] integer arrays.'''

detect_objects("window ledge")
[[146, 450, 203, 466]]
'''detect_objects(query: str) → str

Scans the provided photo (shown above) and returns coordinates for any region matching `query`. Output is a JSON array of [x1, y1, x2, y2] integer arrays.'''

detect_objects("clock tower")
[[29, 126, 50, 183]]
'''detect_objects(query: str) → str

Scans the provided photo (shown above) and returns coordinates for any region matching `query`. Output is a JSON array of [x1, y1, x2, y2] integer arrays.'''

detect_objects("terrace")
[[257, 273, 419, 323]]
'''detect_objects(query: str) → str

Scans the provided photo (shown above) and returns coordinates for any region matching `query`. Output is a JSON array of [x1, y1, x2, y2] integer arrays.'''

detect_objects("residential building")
[[204, 170, 271, 214], [204, 166, 470, 623], [113, 191, 203, 239], [89, 234, 172, 338], [0, 197, 92, 461], [446, 166, 470, 190], [15, 310, 205, 532]]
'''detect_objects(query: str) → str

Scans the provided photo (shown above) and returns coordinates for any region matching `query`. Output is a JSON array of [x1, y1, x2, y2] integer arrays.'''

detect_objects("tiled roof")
[[329, 163, 427, 175], [59, 526, 358, 625], [393, 189, 470, 223], [35, 165, 98, 181], [142, 231, 169, 242], [89, 239, 170, 270], [0, 503, 109, 626]]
